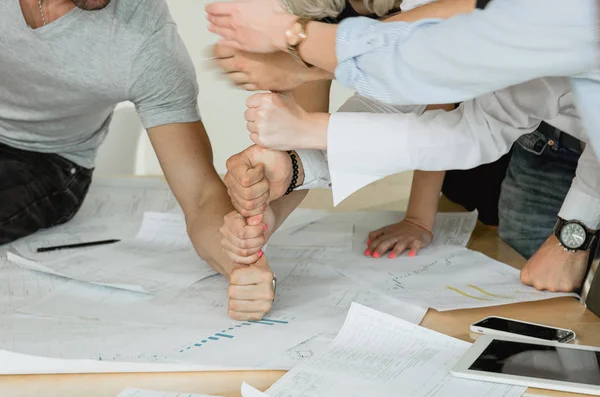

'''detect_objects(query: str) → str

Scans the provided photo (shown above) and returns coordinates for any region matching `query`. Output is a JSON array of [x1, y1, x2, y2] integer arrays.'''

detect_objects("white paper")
[[244, 304, 526, 397], [0, 250, 72, 314], [335, 246, 578, 311], [260, 289, 428, 369], [1, 257, 426, 374], [269, 222, 354, 250], [73, 178, 180, 222], [431, 211, 478, 247], [116, 388, 220, 397], [8, 213, 216, 294], [276, 209, 330, 233], [266, 210, 477, 261], [10, 178, 181, 263]]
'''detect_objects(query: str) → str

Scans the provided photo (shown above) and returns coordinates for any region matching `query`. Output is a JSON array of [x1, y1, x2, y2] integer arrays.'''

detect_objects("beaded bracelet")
[[284, 151, 299, 196]]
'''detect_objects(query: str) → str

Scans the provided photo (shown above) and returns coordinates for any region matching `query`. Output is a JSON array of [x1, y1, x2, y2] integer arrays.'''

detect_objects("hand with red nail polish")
[[220, 207, 275, 265], [365, 218, 433, 259]]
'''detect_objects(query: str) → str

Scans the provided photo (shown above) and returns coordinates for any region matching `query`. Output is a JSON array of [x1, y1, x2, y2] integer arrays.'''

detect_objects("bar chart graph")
[[178, 318, 290, 353]]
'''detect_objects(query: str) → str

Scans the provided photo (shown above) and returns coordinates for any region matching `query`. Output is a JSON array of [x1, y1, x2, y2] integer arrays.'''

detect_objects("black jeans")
[[442, 151, 513, 226], [0, 143, 93, 244]]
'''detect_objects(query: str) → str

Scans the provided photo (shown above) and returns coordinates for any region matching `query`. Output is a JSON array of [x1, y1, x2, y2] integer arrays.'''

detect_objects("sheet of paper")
[[10, 178, 181, 263], [276, 209, 330, 233], [8, 213, 216, 294], [260, 289, 428, 369], [243, 303, 526, 397], [0, 249, 72, 314], [269, 222, 354, 250], [73, 178, 180, 222], [334, 246, 577, 311], [116, 388, 220, 397], [0, 350, 213, 375], [266, 210, 477, 261], [0, 256, 426, 374], [431, 211, 479, 247]]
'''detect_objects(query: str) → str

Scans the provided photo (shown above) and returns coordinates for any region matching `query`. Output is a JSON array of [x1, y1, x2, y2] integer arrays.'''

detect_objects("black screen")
[[469, 340, 600, 385], [474, 317, 568, 341]]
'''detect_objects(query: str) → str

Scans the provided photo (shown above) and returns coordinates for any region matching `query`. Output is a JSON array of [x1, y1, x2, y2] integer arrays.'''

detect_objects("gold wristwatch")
[[285, 17, 312, 68]]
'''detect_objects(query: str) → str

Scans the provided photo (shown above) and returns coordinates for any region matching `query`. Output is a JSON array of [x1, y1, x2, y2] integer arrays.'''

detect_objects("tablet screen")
[[469, 340, 600, 385]]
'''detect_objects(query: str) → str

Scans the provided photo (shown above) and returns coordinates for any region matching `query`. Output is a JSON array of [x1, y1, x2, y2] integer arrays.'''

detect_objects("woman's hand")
[[245, 92, 328, 150], [206, 0, 296, 53], [220, 206, 276, 265], [366, 218, 434, 259]]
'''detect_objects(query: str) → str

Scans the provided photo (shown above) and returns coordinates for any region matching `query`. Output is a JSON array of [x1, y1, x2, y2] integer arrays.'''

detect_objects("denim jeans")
[[0, 143, 93, 245], [498, 131, 581, 259]]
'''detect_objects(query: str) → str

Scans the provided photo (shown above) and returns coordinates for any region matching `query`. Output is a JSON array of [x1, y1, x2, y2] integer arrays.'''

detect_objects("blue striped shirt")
[[334, 0, 600, 154]]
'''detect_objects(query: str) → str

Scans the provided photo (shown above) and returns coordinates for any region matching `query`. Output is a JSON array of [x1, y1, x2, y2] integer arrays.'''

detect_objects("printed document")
[[334, 246, 577, 311], [116, 388, 220, 397], [242, 304, 526, 397], [10, 178, 180, 262], [0, 258, 426, 374], [8, 213, 216, 294]]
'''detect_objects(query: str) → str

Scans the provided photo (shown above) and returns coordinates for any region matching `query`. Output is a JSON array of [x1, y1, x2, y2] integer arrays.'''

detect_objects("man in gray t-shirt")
[[1, 0, 276, 320]]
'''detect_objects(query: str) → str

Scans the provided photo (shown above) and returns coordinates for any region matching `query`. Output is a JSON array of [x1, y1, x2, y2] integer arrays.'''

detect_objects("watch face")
[[559, 222, 587, 249]]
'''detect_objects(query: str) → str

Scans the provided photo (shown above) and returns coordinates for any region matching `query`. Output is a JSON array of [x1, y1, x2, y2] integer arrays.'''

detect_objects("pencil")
[[36, 239, 121, 253]]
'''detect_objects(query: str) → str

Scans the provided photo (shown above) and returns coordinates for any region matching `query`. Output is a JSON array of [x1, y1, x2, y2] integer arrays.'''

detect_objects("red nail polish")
[[366, 240, 371, 246], [264, 224, 268, 231], [388, 253, 396, 259], [408, 251, 416, 257], [373, 252, 380, 258], [364, 250, 371, 257], [258, 250, 264, 258]]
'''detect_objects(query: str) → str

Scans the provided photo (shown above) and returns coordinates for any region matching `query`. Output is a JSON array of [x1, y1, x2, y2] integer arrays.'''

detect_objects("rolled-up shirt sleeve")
[[559, 144, 600, 230], [334, 0, 599, 106], [328, 78, 570, 205], [295, 149, 331, 190]]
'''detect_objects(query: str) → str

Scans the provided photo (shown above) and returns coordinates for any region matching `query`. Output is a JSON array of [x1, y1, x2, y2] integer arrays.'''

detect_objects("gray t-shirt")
[[0, 0, 200, 168]]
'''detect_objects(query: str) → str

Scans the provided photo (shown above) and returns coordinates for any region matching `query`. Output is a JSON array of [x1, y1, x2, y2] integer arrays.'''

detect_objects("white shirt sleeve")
[[327, 77, 572, 205], [559, 144, 600, 230], [295, 149, 331, 190]]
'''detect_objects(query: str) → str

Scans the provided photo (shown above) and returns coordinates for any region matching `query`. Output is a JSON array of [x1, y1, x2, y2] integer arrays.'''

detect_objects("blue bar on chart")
[[194, 343, 202, 347], [201, 340, 208, 343], [248, 320, 274, 325], [208, 336, 219, 341], [242, 322, 252, 326], [215, 333, 234, 338], [261, 318, 289, 324]]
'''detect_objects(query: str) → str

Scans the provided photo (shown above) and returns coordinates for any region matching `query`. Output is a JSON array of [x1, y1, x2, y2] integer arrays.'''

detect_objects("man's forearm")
[[148, 121, 236, 277], [187, 188, 236, 277]]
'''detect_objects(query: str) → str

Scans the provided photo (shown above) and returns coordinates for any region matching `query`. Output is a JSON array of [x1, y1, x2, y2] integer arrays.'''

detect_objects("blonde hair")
[[283, 0, 401, 19]]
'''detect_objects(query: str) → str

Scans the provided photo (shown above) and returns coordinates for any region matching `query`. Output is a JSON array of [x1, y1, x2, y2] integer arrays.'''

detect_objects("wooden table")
[[2, 177, 599, 397]]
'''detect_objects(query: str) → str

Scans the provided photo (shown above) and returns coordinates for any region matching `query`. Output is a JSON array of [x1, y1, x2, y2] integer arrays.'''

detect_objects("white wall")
[[97, 0, 354, 176]]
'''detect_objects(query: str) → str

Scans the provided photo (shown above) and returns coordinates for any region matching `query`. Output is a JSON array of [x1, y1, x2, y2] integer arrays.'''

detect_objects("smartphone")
[[470, 316, 576, 343]]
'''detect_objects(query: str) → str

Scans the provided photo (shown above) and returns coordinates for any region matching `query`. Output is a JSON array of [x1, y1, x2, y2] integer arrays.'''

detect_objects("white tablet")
[[451, 335, 600, 396]]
